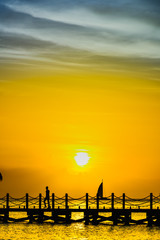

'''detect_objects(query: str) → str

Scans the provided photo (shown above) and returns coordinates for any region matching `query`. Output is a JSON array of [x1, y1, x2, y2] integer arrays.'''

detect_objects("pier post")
[[6, 193, 9, 209], [156, 209, 160, 226], [92, 195, 99, 225], [38, 211, 44, 223], [38, 193, 43, 224], [65, 193, 68, 209], [65, 193, 70, 223], [86, 193, 88, 210], [111, 193, 114, 209], [26, 193, 29, 210], [52, 193, 55, 210], [85, 193, 89, 225], [66, 211, 71, 224], [123, 193, 125, 209], [4, 194, 9, 223], [124, 212, 130, 226], [150, 193, 153, 210], [4, 210, 9, 223], [28, 212, 34, 223], [112, 211, 117, 225], [147, 193, 153, 226], [147, 211, 153, 227], [52, 193, 55, 219], [97, 195, 99, 210], [38, 202, 44, 223], [39, 194, 42, 209]]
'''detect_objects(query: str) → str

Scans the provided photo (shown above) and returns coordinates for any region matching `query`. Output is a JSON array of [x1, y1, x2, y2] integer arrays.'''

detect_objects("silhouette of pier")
[[0, 193, 160, 226]]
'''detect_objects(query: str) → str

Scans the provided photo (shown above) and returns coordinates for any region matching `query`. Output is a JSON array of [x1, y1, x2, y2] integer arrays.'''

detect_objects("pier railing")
[[0, 193, 160, 210]]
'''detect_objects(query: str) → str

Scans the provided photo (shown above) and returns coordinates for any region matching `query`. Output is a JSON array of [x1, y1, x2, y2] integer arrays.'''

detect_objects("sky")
[[0, 0, 160, 197]]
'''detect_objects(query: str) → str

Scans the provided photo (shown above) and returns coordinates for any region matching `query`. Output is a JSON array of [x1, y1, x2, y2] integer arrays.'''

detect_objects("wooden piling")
[[65, 193, 70, 223], [38, 210, 43, 223], [52, 193, 55, 210], [124, 212, 130, 225], [147, 211, 152, 227], [29, 213, 33, 223], [155, 209, 160, 226], [66, 211, 71, 224], [39, 194, 42, 209], [123, 193, 125, 209], [150, 193, 153, 210], [147, 193, 153, 226], [4, 210, 9, 223], [97, 195, 99, 210], [112, 211, 117, 225], [111, 193, 114, 209], [85, 193, 89, 225], [86, 193, 88, 210], [92, 212, 98, 225], [53, 212, 58, 223], [52, 193, 55, 219], [65, 193, 68, 209], [92, 195, 99, 224], [26, 193, 28, 210], [6, 193, 9, 209]]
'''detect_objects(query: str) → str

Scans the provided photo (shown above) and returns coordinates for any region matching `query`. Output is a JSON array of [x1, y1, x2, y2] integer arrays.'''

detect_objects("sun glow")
[[74, 152, 90, 166]]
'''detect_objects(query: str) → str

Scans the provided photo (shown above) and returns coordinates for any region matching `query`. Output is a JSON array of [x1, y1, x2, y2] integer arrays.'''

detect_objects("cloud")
[[0, 0, 160, 74]]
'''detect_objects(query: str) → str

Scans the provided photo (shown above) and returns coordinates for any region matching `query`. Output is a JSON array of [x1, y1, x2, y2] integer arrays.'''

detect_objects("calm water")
[[0, 222, 160, 240], [0, 213, 160, 240]]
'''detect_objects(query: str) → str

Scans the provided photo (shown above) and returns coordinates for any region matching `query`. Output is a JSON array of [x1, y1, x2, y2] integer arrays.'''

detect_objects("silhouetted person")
[[44, 186, 50, 208]]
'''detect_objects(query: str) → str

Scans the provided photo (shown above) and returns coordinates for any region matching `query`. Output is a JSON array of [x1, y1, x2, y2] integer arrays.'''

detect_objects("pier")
[[0, 193, 160, 226]]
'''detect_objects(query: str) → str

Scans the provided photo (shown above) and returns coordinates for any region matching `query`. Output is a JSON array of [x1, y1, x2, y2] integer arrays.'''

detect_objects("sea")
[[0, 213, 160, 240]]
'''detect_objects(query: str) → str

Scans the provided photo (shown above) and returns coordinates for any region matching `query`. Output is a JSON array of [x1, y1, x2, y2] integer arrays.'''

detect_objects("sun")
[[74, 152, 90, 166]]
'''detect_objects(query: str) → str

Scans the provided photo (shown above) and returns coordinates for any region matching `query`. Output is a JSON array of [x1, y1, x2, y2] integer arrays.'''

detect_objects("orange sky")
[[0, 69, 160, 197]]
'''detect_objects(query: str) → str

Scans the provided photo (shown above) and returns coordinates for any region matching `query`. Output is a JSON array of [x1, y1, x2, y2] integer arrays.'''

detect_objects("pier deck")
[[0, 193, 159, 225]]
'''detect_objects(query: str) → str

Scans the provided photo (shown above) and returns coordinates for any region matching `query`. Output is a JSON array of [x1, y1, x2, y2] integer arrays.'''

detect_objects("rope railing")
[[0, 193, 159, 209], [0, 196, 7, 208], [125, 195, 150, 201]]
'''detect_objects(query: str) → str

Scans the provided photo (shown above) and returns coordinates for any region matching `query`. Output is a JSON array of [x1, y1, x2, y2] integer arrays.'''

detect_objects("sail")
[[0, 172, 2, 181], [97, 182, 103, 198]]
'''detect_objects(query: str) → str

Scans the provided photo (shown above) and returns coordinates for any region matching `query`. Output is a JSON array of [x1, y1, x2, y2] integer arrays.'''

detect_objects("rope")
[[0, 194, 159, 209], [10, 196, 26, 200], [68, 195, 86, 200]]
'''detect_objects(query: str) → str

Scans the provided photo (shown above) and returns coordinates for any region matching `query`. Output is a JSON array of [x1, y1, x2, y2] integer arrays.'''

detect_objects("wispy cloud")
[[0, 0, 160, 73]]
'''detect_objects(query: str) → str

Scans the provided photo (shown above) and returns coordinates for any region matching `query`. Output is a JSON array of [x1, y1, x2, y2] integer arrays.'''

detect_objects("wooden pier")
[[0, 193, 160, 226]]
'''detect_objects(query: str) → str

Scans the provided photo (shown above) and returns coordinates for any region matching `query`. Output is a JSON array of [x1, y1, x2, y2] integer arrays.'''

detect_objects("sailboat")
[[97, 181, 103, 198], [97, 181, 108, 200]]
